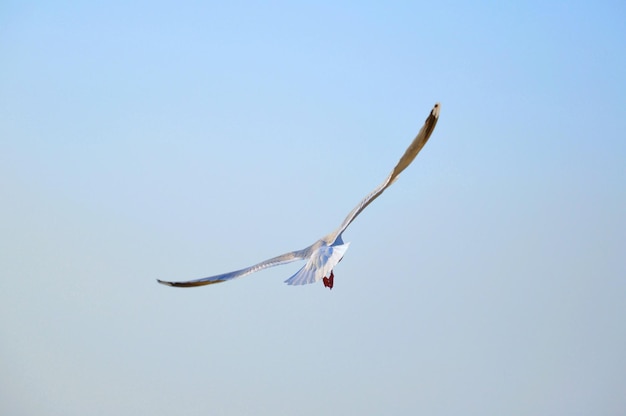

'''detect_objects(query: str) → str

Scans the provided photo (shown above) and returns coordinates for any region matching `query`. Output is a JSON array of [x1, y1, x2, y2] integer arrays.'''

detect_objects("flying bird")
[[157, 103, 440, 289]]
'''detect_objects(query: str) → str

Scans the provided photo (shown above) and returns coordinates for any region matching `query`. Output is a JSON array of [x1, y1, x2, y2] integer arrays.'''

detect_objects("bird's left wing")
[[157, 248, 310, 287], [328, 103, 440, 242]]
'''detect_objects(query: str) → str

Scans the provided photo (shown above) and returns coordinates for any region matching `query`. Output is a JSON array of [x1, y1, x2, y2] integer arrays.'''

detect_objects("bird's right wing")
[[157, 248, 310, 287], [328, 103, 440, 241]]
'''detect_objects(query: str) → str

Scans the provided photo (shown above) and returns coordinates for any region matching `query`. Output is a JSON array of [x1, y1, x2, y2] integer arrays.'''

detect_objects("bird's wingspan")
[[157, 248, 310, 287], [157, 103, 440, 288], [328, 103, 440, 243]]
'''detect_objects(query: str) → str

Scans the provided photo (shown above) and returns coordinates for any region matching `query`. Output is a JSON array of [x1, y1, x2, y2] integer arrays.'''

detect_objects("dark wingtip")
[[432, 102, 440, 118], [156, 278, 226, 288]]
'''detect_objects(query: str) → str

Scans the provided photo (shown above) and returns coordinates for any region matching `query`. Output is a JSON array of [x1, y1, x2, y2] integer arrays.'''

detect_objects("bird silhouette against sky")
[[158, 103, 440, 289]]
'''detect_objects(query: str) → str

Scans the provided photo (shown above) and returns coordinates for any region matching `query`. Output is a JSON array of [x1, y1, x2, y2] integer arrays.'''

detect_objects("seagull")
[[157, 103, 440, 289]]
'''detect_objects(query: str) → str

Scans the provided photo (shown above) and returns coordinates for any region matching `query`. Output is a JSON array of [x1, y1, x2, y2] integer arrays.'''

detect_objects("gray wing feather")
[[328, 103, 440, 243], [157, 248, 310, 287]]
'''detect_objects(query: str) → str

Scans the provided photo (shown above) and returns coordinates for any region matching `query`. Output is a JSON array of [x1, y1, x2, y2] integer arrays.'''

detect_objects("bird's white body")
[[284, 240, 350, 286], [158, 103, 440, 289]]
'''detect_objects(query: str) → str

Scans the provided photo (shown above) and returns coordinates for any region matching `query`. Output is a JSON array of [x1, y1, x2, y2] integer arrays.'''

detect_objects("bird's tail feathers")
[[284, 243, 350, 286]]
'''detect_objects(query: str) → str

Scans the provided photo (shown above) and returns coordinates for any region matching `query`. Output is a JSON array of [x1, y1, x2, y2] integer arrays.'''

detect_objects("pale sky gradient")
[[1, 1, 625, 415]]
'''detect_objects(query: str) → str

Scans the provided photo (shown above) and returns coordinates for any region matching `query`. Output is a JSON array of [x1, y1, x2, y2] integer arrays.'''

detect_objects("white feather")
[[285, 243, 350, 286]]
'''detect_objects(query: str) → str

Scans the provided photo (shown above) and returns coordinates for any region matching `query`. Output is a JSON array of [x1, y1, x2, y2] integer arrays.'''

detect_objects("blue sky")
[[1, 1, 625, 415]]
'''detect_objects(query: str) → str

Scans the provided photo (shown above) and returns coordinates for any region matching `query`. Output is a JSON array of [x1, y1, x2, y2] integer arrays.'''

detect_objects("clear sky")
[[1, 1, 625, 415]]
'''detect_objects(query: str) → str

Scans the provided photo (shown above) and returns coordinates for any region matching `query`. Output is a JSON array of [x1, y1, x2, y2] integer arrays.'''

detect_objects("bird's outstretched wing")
[[328, 103, 440, 242], [157, 249, 309, 287]]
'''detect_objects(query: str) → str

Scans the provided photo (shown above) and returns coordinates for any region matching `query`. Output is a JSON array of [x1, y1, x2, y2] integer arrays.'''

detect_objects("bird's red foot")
[[322, 271, 334, 290]]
